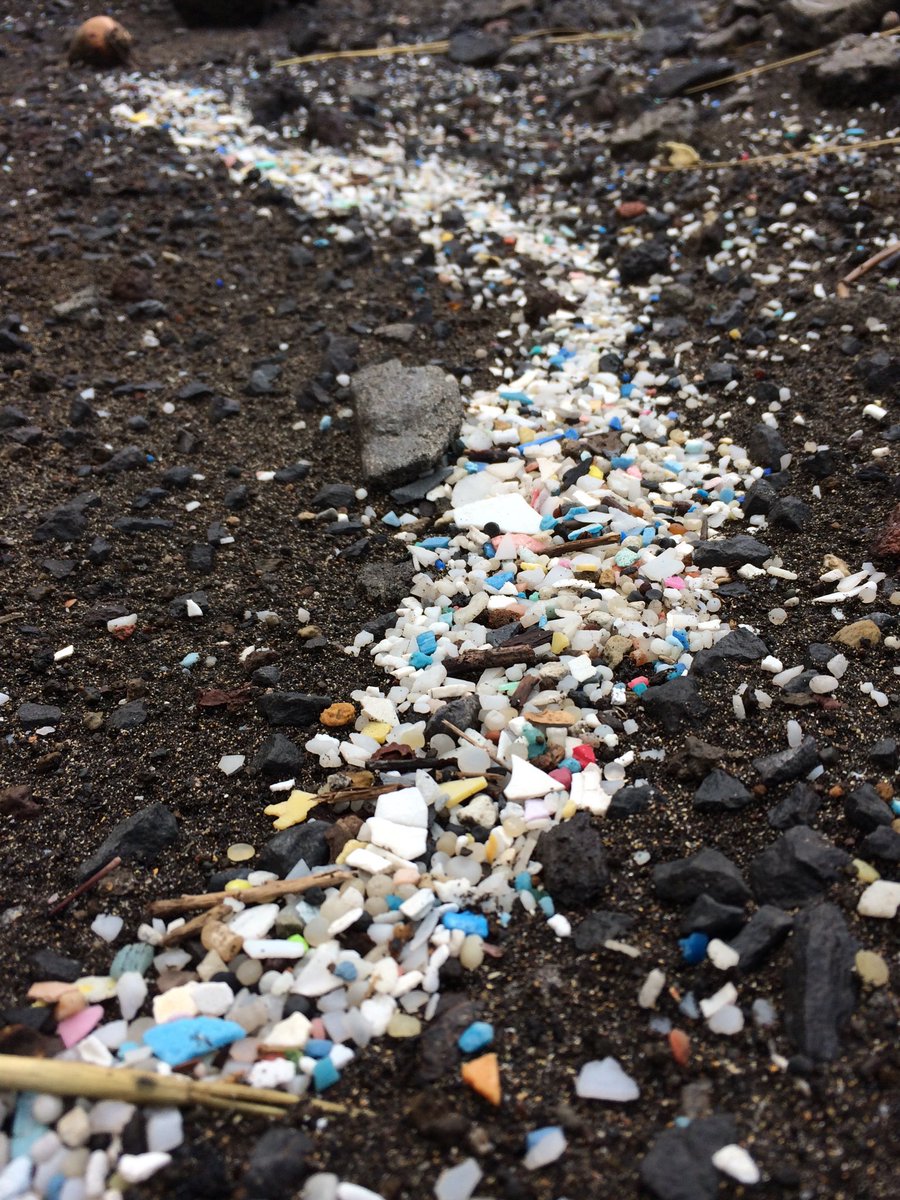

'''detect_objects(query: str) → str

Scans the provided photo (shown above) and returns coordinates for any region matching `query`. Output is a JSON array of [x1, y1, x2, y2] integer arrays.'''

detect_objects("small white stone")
[[218, 754, 245, 775], [145, 1108, 183, 1154], [547, 914, 571, 938], [374, 786, 428, 827], [265, 1011, 311, 1049], [189, 981, 234, 1016], [248, 1057, 297, 1089], [454, 493, 542, 534], [523, 1126, 567, 1170], [229, 904, 280, 940], [90, 913, 123, 942], [638, 968, 666, 1009], [243, 938, 309, 960], [575, 1057, 640, 1102], [56, 1105, 91, 1148], [116, 972, 147, 1021], [185, 599, 203, 618], [32, 1094, 64, 1124], [336, 1184, 387, 1200], [707, 939, 740, 970], [366, 818, 427, 860], [434, 1157, 482, 1200], [707, 1004, 744, 1035], [118, 1152, 172, 1183], [700, 982, 738, 1018], [809, 674, 838, 694], [712, 1144, 761, 1185], [857, 880, 900, 919]]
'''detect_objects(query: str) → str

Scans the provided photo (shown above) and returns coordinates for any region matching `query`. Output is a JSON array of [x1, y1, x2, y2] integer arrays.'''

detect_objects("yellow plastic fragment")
[[440, 777, 488, 808], [588, 465, 604, 479], [264, 789, 321, 830], [561, 799, 577, 820], [361, 721, 392, 743], [551, 632, 570, 654], [852, 858, 880, 884], [224, 878, 252, 893]]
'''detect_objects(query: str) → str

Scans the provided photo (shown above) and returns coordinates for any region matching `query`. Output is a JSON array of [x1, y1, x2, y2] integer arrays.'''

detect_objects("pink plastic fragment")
[[58, 1003, 104, 1048], [548, 767, 572, 787], [665, 576, 686, 589]]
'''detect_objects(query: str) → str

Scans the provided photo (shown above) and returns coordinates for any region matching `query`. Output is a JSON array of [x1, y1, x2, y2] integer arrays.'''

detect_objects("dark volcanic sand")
[[1, 2, 898, 1198]]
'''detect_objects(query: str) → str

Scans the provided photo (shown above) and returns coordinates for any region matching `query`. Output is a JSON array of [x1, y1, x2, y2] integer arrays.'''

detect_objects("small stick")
[[442, 721, 506, 770], [0, 612, 25, 626], [160, 904, 230, 947], [147, 868, 351, 918], [511, 674, 540, 710], [48, 857, 122, 917], [0, 1055, 297, 1119], [840, 241, 900, 287], [317, 783, 402, 803], [543, 533, 619, 558]]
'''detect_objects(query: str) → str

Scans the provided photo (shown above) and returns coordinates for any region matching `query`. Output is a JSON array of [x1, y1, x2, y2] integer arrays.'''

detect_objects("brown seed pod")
[[68, 16, 134, 67]]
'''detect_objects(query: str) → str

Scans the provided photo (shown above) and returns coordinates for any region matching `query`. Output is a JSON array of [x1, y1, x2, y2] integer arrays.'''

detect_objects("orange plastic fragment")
[[462, 1052, 501, 1106], [669, 1028, 691, 1067]]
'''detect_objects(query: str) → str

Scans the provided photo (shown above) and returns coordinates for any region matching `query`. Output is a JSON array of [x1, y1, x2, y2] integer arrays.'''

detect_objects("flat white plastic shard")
[[453, 494, 543, 535], [504, 755, 566, 801]]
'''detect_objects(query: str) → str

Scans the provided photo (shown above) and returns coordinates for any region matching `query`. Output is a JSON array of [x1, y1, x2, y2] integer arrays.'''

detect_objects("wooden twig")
[[840, 241, 900, 286], [442, 721, 506, 770], [655, 136, 900, 174], [160, 904, 230, 947], [147, 868, 351, 918], [454, 645, 537, 676], [48, 857, 122, 917], [684, 25, 900, 94], [317, 783, 401, 803], [0, 1056, 297, 1119], [272, 27, 636, 69], [543, 533, 618, 558]]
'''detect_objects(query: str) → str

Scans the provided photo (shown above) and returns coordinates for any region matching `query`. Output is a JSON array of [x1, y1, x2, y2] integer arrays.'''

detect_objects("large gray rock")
[[783, 902, 857, 1061], [808, 34, 900, 101], [609, 101, 696, 161], [778, 0, 894, 49], [78, 803, 179, 881], [353, 360, 463, 489]]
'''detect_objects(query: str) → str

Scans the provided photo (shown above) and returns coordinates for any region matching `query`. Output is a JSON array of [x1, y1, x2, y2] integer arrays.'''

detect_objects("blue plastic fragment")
[[416, 631, 437, 655], [313, 1057, 340, 1092], [110, 942, 155, 979], [410, 652, 432, 669], [419, 537, 450, 550], [11, 1095, 48, 1159], [514, 871, 534, 892], [180, 652, 200, 669], [143, 1017, 245, 1066], [442, 911, 489, 937], [305, 1038, 334, 1059], [334, 961, 357, 982], [526, 1126, 563, 1150], [458, 1021, 495, 1054], [679, 932, 710, 965], [486, 571, 515, 590], [538, 895, 555, 917]]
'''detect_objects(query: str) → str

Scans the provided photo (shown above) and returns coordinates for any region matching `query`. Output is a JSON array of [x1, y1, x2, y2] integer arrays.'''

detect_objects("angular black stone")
[[535, 812, 610, 908], [252, 732, 304, 777], [313, 482, 356, 509], [746, 423, 787, 469], [29, 948, 83, 982], [573, 909, 636, 952], [256, 692, 332, 727], [87, 537, 113, 565], [641, 676, 708, 732], [753, 736, 820, 786], [618, 241, 670, 285], [691, 627, 768, 676], [447, 29, 508, 66], [844, 783, 893, 833], [356, 560, 416, 609], [769, 496, 813, 532], [731, 905, 793, 971], [859, 825, 900, 862], [783, 902, 856, 1062], [425, 695, 480, 741], [99, 445, 145, 474], [679, 893, 746, 938], [17, 703, 62, 730], [654, 847, 751, 906], [106, 700, 148, 731], [243, 1128, 313, 1200], [767, 781, 822, 830], [640, 1113, 737, 1200], [112, 517, 174, 534], [693, 535, 772, 569], [693, 769, 752, 812], [257, 820, 331, 876], [78, 802, 179, 881], [606, 783, 662, 818], [869, 738, 898, 770], [749, 827, 850, 907], [743, 478, 778, 517]]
